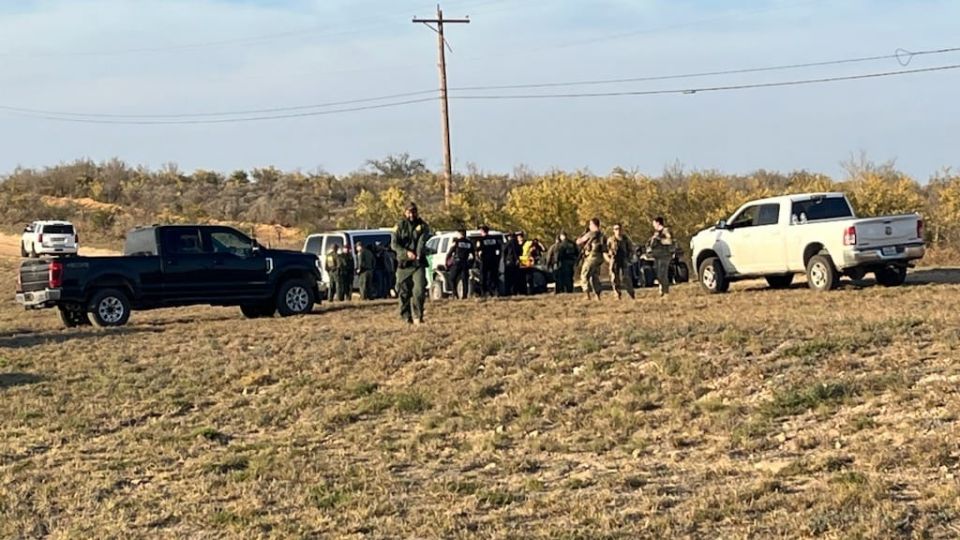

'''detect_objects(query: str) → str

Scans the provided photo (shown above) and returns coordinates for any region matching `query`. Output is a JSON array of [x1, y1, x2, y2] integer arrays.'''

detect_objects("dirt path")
[[0, 232, 117, 260]]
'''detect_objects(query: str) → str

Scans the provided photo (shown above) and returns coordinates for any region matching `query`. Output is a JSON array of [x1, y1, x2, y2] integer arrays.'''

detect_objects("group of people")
[[388, 202, 676, 325], [323, 241, 396, 302]]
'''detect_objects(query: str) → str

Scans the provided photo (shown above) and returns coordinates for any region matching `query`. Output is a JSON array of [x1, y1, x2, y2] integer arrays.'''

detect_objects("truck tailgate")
[[18, 259, 50, 292], [855, 215, 920, 247]]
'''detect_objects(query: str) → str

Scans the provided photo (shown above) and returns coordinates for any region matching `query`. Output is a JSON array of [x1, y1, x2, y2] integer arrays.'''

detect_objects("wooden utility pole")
[[413, 5, 469, 209]]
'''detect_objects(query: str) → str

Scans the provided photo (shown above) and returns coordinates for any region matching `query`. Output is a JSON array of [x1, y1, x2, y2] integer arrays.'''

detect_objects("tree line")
[[1, 155, 959, 259]]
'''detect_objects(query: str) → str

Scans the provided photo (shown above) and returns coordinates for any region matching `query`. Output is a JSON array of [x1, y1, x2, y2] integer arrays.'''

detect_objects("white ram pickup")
[[690, 192, 925, 293]]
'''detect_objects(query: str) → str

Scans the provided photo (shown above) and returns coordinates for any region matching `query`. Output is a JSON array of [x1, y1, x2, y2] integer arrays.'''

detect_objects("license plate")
[[882, 246, 897, 256]]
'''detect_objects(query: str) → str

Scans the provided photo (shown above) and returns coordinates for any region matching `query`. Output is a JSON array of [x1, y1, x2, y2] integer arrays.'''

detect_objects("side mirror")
[[251, 244, 262, 255], [715, 220, 727, 230]]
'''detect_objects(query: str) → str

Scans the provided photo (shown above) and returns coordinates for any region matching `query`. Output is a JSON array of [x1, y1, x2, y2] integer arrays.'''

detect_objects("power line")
[[450, 64, 960, 101], [4, 97, 438, 125], [451, 46, 960, 92], [0, 89, 439, 119]]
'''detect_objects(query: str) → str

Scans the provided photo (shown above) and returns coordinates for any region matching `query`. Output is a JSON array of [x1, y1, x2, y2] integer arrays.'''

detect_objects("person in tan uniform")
[[606, 223, 636, 300]]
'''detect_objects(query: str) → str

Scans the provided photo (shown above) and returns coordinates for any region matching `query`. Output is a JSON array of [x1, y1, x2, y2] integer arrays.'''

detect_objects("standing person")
[[649, 216, 674, 297], [336, 245, 355, 301], [606, 223, 636, 300], [547, 232, 578, 294], [356, 242, 376, 300], [324, 245, 340, 302], [476, 225, 501, 297], [372, 242, 387, 299], [576, 218, 606, 300], [448, 228, 474, 299], [392, 203, 431, 324], [501, 232, 521, 296]]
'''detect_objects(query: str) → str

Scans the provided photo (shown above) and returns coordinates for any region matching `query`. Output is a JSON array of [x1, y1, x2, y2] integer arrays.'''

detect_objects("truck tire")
[[673, 261, 690, 284], [806, 254, 839, 292], [875, 266, 907, 287], [57, 304, 91, 328], [639, 265, 656, 288], [276, 279, 315, 316], [30, 244, 38, 258], [20, 243, 27, 258], [88, 288, 132, 327], [698, 257, 729, 294], [529, 271, 548, 294], [241, 303, 277, 319], [430, 279, 444, 301], [765, 274, 794, 289]]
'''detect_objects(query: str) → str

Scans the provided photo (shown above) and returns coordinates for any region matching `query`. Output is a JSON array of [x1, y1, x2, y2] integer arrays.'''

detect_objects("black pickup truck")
[[15, 225, 322, 327]]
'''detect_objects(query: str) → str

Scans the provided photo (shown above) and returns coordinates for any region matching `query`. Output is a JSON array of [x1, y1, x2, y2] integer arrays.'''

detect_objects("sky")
[[0, 0, 958, 180]]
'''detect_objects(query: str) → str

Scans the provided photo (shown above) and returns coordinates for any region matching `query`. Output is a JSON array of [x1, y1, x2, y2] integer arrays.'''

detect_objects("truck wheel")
[[88, 288, 132, 327], [673, 261, 690, 284], [698, 257, 729, 294], [875, 266, 907, 287], [241, 303, 277, 319], [530, 271, 548, 294], [277, 279, 315, 316], [430, 279, 444, 301], [765, 274, 794, 289], [20, 243, 28, 258], [30, 244, 38, 258], [806, 254, 839, 292], [640, 265, 656, 288], [57, 304, 91, 328]]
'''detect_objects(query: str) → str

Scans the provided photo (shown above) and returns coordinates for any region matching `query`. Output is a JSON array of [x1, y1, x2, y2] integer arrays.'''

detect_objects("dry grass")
[[1, 258, 960, 538]]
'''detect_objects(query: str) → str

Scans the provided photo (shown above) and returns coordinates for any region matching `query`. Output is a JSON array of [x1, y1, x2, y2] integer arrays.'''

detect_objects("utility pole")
[[413, 5, 469, 209]]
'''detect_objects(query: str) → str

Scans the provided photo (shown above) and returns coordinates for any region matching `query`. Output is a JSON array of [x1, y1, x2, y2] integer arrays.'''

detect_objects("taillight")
[[38, 233, 44, 244], [75, 233, 79, 244], [917, 219, 924, 240], [49, 261, 64, 289], [843, 226, 857, 246]]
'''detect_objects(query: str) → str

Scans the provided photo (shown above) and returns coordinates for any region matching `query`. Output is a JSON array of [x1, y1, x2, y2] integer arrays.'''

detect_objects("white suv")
[[21, 221, 79, 258]]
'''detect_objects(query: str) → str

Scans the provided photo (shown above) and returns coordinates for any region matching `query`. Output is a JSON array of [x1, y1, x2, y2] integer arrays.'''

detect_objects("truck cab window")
[[163, 229, 204, 255], [209, 230, 254, 257], [756, 204, 781, 226], [730, 206, 760, 229]]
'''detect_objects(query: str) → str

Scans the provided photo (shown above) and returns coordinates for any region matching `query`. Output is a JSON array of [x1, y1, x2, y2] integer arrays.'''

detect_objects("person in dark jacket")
[[448, 228, 474, 299], [475, 225, 501, 297], [356, 242, 376, 300], [501, 232, 521, 296], [547, 232, 579, 293], [392, 203, 431, 324], [336, 245, 355, 301]]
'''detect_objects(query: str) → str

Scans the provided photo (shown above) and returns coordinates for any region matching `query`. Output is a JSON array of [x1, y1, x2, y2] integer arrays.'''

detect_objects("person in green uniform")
[[606, 223, 636, 300], [392, 203, 431, 324], [649, 216, 674, 297], [547, 231, 578, 294], [324, 245, 340, 302], [356, 241, 376, 300], [336, 245, 355, 301], [576, 218, 606, 301]]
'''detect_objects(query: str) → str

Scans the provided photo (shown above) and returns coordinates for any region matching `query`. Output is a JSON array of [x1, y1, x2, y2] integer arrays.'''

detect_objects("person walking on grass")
[[649, 216, 674, 297], [577, 217, 606, 300], [392, 203, 431, 324], [606, 223, 636, 300]]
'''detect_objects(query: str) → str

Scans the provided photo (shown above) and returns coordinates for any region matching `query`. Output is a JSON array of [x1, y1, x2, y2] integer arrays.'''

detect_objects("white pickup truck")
[[690, 193, 925, 293]]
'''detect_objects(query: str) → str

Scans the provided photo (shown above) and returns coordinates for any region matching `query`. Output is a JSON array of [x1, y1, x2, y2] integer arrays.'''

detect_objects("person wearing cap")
[[448, 228, 474, 299], [547, 231, 578, 294], [392, 202, 431, 324], [475, 225, 501, 297], [501, 231, 522, 296], [335, 244, 355, 301], [576, 217, 606, 301]]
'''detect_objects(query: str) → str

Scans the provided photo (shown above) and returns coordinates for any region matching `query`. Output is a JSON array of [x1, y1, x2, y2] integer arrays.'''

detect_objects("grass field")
[[2, 258, 960, 538]]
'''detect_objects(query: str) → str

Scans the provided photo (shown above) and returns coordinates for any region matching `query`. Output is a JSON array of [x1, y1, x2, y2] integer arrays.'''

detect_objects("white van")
[[302, 229, 395, 294]]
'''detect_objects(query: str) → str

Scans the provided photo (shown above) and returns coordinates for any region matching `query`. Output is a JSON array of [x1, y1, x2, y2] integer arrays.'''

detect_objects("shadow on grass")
[[0, 327, 164, 349], [0, 372, 43, 389], [907, 268, 960, 285]]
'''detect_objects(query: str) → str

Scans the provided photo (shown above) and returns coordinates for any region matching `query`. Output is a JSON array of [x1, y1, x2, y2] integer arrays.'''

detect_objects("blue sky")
[[0, 0, 957, 179]]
